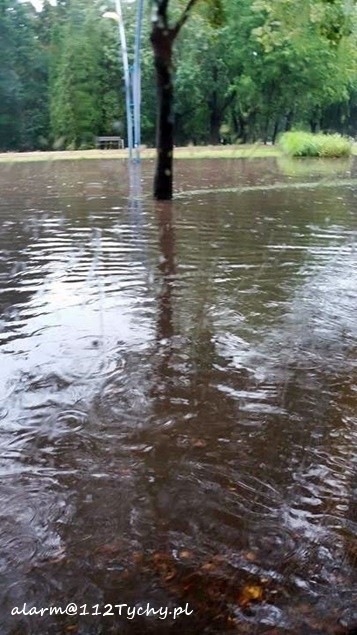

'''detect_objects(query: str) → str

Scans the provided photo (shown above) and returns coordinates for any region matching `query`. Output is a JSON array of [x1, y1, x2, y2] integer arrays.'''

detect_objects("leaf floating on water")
[[179, 549, 192, 559], [243, 550, 257, 562], [201, 561, 219, 572], [151, 552, 177, 582], [192, 438, 207, 448], [132, 551, 144, 565], [95, 543, 122, 556], [237, 584, 264, 606]]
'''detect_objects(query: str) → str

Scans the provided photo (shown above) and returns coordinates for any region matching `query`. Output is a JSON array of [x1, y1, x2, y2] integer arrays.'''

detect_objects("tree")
[[174, 12, 233, 145], [150, 0, 223, 200], [0, 1, 21, 150], [0, 0, 356, 156], [150, 0, 196, 200], [0, 0, 48, 150], [50, 0, 104, 148], [15, 3, 50, 149], [49, 0, 124, 150], [249, 0, 357, 136]]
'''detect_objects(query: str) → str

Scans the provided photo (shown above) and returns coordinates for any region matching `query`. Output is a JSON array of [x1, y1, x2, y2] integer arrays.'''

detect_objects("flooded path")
[[0, 158, 356, 634]]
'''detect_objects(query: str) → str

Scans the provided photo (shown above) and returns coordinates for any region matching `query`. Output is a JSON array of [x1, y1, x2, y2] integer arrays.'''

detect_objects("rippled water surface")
[[0, 158, 356, 634]]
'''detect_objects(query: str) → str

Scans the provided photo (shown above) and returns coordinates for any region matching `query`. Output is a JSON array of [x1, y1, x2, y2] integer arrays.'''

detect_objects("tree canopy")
[[0, 0, 356, 152]]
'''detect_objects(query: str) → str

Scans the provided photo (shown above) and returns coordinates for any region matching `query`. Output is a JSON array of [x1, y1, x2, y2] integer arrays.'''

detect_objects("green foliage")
[[279, 131, 353, 157], [0, 0, 356, 151], [238, 0, 357, 140], [0, 0, 49, 150], [204, 0, 224, 27], [174, 12, 231, 143], [50, 0, 112, 149], [0, 4, 21, 150]]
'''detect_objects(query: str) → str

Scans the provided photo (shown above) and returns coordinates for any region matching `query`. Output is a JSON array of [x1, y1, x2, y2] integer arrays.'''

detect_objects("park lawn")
[[0, 144, 281, 163], [0, 143, 356, 163]]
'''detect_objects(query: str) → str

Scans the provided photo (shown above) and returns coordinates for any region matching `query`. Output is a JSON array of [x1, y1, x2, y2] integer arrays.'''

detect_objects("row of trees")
[[0, 0, 356, 154]]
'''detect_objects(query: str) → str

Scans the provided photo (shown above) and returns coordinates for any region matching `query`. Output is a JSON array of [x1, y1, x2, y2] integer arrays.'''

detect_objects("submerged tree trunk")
[[156, 201, 175, 340], [151, 27, 174, 200], [150, 0, 201, 200]]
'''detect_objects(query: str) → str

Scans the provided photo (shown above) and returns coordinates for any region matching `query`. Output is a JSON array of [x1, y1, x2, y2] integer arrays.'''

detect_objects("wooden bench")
[[95, 136, 124, 150]]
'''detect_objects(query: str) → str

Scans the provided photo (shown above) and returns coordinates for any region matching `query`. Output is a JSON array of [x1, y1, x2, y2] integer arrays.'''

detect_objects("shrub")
[[279, 131, 352, 158], [318, 133, 353, 157]]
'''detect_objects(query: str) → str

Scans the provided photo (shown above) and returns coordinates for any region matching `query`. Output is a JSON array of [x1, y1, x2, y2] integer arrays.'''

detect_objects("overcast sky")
[[20, 0, 57, 11]]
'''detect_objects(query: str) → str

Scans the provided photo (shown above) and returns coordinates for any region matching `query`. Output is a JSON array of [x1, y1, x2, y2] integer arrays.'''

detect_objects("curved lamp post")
[[103, 0, 144, 162]]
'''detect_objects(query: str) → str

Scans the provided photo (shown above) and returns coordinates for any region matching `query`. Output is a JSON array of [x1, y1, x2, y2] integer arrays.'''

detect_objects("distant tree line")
[[0, 0, 356, 152]]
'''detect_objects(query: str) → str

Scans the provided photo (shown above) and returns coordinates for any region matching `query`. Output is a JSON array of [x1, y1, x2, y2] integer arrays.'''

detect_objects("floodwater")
[[0, 157, 356, 635]]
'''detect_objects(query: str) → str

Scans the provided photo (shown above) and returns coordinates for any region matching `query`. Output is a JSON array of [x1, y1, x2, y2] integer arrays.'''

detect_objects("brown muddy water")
[[0, 158, 356, 635]]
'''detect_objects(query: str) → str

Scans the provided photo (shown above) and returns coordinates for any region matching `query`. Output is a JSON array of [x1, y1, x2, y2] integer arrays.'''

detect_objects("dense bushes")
[[279, 131, 353, 158]]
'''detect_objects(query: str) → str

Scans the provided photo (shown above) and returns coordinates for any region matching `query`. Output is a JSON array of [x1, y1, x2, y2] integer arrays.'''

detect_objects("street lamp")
[[133, 0, 144, 160], [103, 0, 144, 162]]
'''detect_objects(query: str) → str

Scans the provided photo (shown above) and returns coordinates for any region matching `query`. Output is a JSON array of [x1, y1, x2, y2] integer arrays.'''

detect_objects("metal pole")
[[114, 0, 134, 160], [133, 0, 144, 162]]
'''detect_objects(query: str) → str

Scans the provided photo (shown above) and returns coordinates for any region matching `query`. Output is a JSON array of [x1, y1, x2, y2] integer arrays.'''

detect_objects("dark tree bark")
[[151, 27, 175, 200], [310, 108, 321, 133], [150, 0, 200, 200], [238, 114, 248, 143], [208, 66, 221, 144], [263, 115, 270, 144], [209, 102, 221, 145], [272, 118, 279, 144], [285, 110, 294, 131], [310, 120, 318, 133]]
